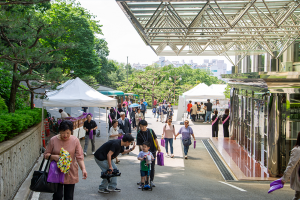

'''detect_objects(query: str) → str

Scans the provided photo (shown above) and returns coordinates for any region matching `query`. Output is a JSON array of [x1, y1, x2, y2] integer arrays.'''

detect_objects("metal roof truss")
[[117, 0, 300, 66]]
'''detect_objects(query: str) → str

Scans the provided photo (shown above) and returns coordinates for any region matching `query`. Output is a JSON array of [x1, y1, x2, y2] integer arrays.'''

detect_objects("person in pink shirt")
[[162, 118, 176, 158], [44, 120, 87, 200]]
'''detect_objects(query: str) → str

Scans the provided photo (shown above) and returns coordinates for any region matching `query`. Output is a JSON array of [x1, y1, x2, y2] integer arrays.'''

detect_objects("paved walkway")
[[37, 109, 294, 200]]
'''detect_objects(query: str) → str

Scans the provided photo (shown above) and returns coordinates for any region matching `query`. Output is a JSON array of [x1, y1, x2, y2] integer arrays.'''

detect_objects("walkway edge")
[[13, 155, 44, 200]]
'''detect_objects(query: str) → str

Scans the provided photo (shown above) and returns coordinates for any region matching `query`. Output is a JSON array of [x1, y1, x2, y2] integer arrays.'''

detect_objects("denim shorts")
[[140, 170, 150, 177]]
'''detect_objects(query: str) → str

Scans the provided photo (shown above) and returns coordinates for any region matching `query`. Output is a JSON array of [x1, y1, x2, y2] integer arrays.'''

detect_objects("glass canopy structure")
[[117, 0, 300, 66]]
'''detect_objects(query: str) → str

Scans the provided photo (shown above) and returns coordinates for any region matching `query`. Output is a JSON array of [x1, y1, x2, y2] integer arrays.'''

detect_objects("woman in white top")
[[162, 118, 176, 158], [135, 108, 144, 133], [108, 119, 122, 163]]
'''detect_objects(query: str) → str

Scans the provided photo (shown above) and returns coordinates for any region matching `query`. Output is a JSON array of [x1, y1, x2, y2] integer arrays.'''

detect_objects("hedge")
[[0, 107, 47, 143]]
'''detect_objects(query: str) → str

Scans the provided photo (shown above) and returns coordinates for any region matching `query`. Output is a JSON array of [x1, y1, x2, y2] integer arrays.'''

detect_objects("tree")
[[0, 4, 72, 112], [0, 0, 50, 5], [224, 84, 231, 99]]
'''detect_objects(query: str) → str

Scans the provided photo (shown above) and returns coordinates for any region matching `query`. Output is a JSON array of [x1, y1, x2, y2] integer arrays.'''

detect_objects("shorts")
[[140, 170, 150, 177]]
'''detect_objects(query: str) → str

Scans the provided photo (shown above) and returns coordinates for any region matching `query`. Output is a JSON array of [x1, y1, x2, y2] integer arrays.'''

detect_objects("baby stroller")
[[142, 158, 153, 191]]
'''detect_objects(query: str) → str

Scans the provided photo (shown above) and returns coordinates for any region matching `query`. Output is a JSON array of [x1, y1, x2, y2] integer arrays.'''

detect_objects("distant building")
[[210, 60, 227, 80], [132, 63, 149, 71], [155, 57, 198, 68], [154, 57, 173, 67]]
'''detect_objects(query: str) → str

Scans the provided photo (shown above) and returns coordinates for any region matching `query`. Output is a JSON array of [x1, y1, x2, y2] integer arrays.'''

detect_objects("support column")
[[281, 43, 294, 72], [271, 51, 279, 72], [264, 53, 271, 72], [251, 55, 258, 72]]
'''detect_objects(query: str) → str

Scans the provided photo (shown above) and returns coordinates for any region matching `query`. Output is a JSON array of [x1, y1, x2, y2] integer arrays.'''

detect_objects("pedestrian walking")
[[222, 109, 230, 137], [191, 102, 197, 122], [153, 99, 157, 107], [175, 120, 195, 159], [158, 103, 165, 123], [281, 132, 300, 200], [162, 102, 167, 122], [131, 107, 137, 130], [122, 103, 128, 117], [108, 119, 122, 164], [162, 118, 175, 158], [118, 112, 131, 151], [152, 107, 156, 118], [108, 108, 116, 133], [94, 134, 136, 194], [117, 103, 123, 119], [204, 99, 213, 123], [212, 110, 219, 137], [44, 120, 87, 200], [83, 114, 98, 156], [128, 102, 132, 118], [135, 108, 144, 133], [167, 104, 174, 120], [136, 120, 161, 187], [140, 99, 146, 117], [201, 102, 205, 121], [187, 101, 192, 119], [156, 104, 160, 122], [197, 102, 201, 120]]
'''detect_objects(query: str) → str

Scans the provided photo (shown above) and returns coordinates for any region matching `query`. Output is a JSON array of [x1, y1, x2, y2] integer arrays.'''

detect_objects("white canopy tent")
[[41, 77, 117, 143], [177, 84, 227, 121]]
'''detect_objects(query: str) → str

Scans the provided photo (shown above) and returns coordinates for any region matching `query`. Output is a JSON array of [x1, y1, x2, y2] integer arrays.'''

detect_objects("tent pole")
[[41, 106, 45, 151], [105, 107, 108, 129]]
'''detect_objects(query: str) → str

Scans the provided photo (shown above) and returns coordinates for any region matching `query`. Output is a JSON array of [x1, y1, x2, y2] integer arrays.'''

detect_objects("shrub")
[[0, 97, 7, 111], [0, 107, 47, 142]]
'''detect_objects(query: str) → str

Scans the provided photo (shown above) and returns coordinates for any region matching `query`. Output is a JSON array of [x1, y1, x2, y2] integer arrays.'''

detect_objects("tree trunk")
[[8, 63, 19, 113], [30, 91, 34, 109], [143, 93, 145, 100]]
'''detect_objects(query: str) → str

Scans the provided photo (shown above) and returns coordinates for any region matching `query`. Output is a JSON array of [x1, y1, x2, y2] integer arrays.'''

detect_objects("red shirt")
[[187, 103, 192, 112], [154, 100, 157, 106]]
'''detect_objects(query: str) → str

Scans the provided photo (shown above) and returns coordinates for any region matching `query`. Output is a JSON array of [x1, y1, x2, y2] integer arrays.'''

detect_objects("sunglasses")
[[184, 122, 189, 124]]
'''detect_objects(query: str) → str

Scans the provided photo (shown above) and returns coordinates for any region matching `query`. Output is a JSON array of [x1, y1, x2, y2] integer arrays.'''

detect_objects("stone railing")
[[0, 122, 41, 200]]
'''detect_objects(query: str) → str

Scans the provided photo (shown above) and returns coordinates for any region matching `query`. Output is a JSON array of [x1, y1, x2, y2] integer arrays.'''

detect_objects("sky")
[[78, 0, 234, 70]]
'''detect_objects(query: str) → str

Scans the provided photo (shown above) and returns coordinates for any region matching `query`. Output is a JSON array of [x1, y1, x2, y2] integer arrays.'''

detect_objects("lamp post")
[[169, 76, 182, 103]]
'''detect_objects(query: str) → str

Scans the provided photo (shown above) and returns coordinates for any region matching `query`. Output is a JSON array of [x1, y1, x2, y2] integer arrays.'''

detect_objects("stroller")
[[142, 158, 153, 191]]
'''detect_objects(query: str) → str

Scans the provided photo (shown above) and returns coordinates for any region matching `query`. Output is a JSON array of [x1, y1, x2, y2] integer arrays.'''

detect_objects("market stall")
[[42, 77, 117, 142], [176, 83, 227, 121]]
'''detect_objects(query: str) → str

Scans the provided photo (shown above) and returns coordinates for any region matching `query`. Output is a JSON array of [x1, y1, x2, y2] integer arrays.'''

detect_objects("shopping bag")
[[89, 130, 93, 139], [30, 155, 58, 193], [47, 161, 65, 184], [194, 141, 196, 149], [157, 152, 164, 166], [268, 179, 284, 193], [161, 139, 165, 147], [118, 135, 123, 140]]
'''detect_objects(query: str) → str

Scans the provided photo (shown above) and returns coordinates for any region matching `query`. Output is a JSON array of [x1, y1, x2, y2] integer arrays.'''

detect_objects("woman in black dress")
[[211, 110, 219, 137], [117, 103, 123, 119], [222, 109, 230, 137], [108, 108, 116, 132]]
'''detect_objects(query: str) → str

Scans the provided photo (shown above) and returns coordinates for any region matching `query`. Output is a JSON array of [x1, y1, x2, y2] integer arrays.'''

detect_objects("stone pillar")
[[281, 43, 294, 72], [264, 53, 271, 72], [251, 55, 258, 72]]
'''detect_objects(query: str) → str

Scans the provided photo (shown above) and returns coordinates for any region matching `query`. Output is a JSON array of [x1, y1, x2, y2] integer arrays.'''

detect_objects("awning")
[[99, 91, 124, 96], [125, 93, 139, 98]]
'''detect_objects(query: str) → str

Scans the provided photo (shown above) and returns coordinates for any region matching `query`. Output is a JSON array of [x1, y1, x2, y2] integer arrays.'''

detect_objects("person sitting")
[[94, 134, 136, 193], [59, 109, 68, 119], [137, 141, 154, 189]]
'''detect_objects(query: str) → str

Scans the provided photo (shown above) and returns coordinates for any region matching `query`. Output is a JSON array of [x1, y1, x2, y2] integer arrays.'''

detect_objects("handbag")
[[30, 155, 58, 193], [157, 152, 164, 166], [161, 139, 165, 147], [89, 130, 93, 139], [182, 138, 192, 146], [47, 161, 65, 184]]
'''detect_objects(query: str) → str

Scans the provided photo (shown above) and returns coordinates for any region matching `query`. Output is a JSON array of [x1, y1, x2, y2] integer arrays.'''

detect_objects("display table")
[[78, 126, 85, 139], [73, 128, 79, 138]]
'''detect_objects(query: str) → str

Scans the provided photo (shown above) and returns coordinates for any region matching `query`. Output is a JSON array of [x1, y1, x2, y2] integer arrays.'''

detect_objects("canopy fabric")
[[183, 83, 226, 99], [99, 91, 124, 96], [125, 93, 139, 97], [43, 77, 117, 107]]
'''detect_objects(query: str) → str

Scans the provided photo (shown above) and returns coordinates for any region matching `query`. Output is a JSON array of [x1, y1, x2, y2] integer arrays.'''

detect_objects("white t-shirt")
[[109, 126, 119, 140], [61, 111, 68, 119]]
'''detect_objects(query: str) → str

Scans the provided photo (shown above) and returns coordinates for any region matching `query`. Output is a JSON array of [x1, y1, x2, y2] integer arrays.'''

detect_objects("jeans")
[[205, 111, 212, 122], [132, 118, 136, 128], [191, 114, 196, 122], [182, 140, 190, 156], [160, 114, 164, 122], [52, 183, 75, 200], [156, 113, 160, 120], [164, 138, 173, 154], [84, 134, 95, 152], [95, 157, 118, 190]]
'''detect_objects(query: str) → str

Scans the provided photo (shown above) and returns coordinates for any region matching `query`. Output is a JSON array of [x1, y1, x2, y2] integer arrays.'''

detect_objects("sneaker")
[[98, 189, 110, 194], [107, 188, 121, 192], [84, 152, 87, 156], [185, 156, 188, 159], [137, 181, 141, 185], [171, 154, 174, 158], [138, 184, 144, 189], [150, 181, 156, 187], [92, 152, 95, 155]]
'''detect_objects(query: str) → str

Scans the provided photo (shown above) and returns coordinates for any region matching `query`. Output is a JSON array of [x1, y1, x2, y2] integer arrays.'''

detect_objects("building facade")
[[222, 43, 300, 177]]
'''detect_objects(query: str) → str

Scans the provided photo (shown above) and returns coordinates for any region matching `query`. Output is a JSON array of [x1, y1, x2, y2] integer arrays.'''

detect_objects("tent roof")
[[43, 77, 117, 107], [183, 83, 226, 99], [99, 90, 124, 96]]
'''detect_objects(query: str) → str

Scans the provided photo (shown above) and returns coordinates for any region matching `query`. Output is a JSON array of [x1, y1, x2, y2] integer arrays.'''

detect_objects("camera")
[[100, 169, 121, 183]]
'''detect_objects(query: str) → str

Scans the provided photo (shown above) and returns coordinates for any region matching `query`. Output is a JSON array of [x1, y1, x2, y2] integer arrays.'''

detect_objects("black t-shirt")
[[137, 129, 157, 153], [204, 102, 212, 111], [83, 120, 97, 135], [94, 140, 124, 161]]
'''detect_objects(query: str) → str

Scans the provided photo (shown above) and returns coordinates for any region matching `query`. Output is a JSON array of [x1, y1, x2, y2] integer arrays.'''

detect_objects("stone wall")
[[0, 122, 41, 200]]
